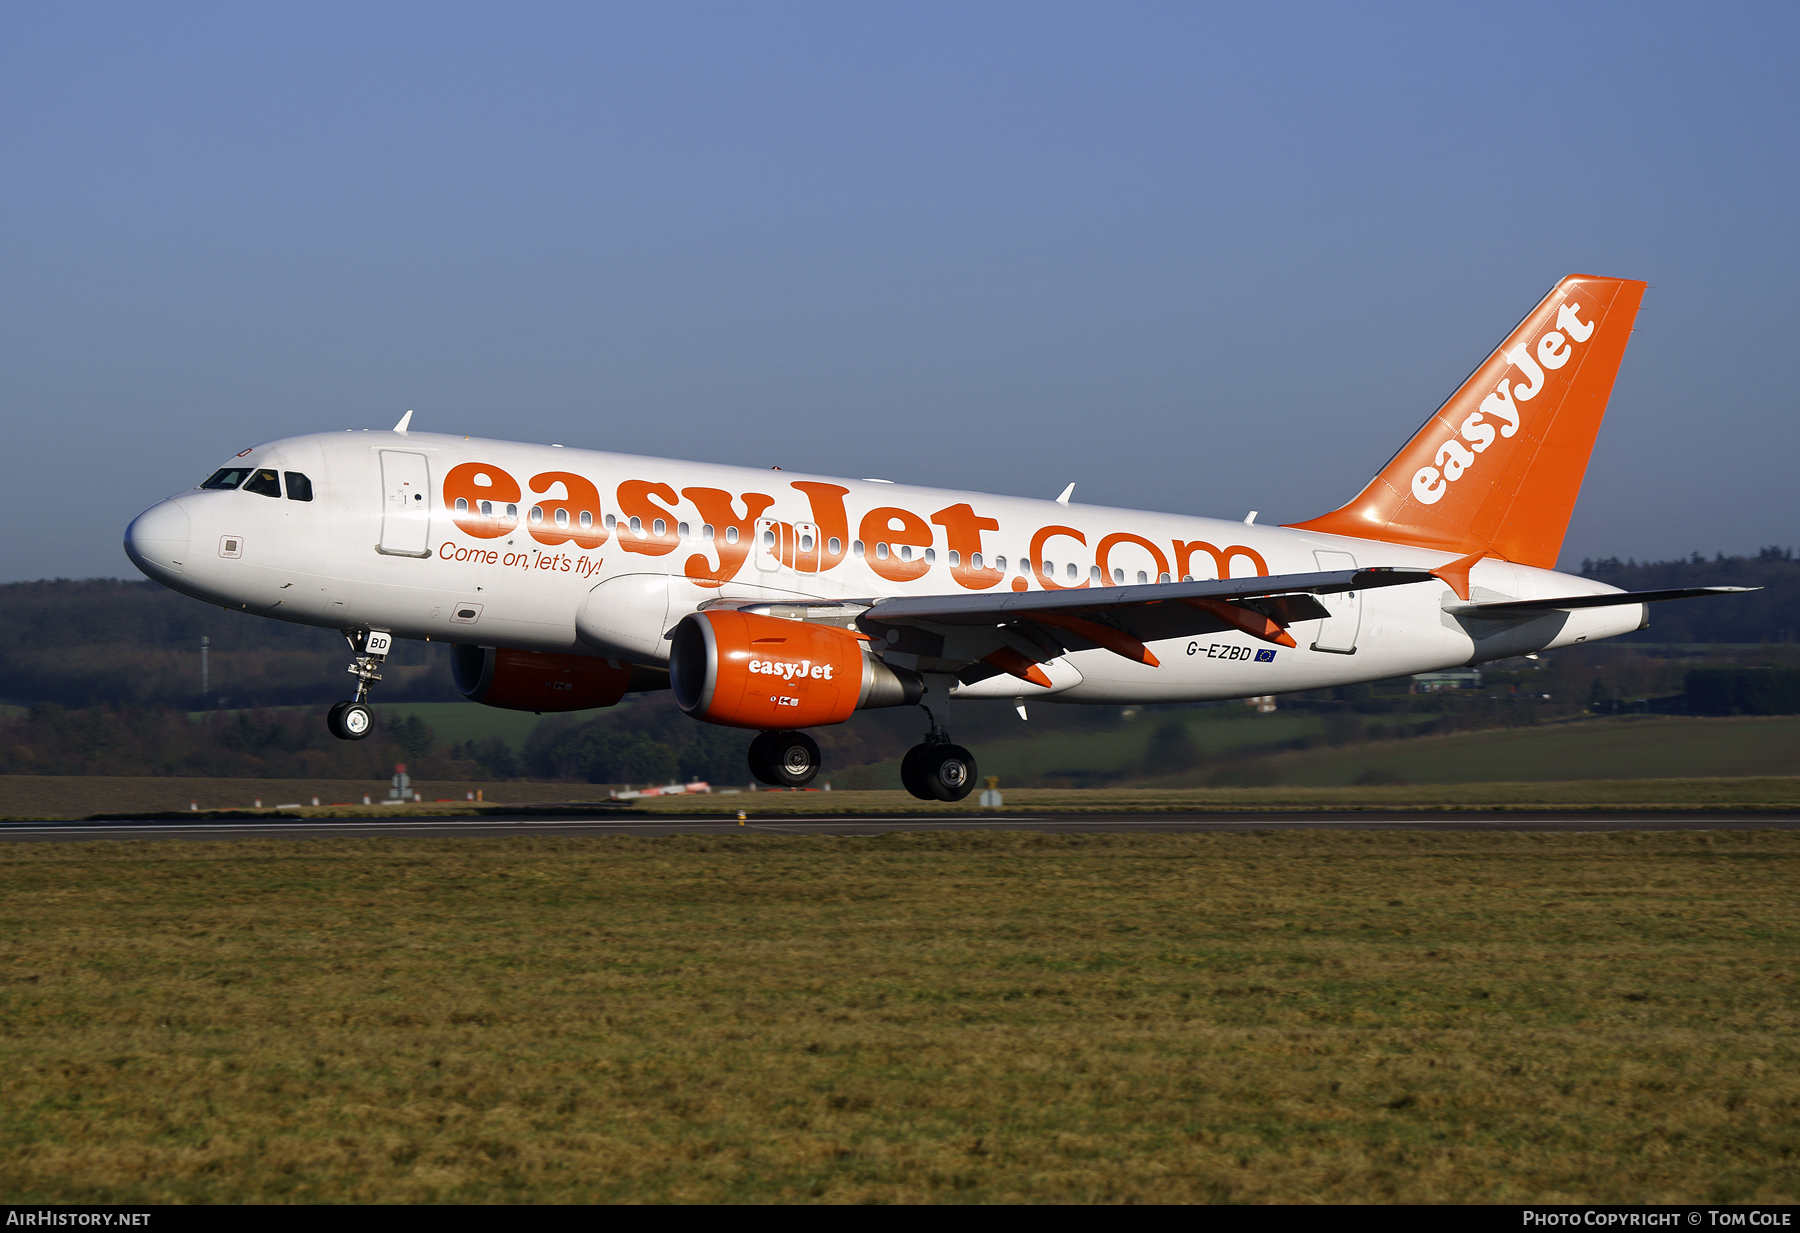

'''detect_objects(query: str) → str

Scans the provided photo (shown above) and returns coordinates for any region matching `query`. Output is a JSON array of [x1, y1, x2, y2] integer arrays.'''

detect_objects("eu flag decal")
[[1254, 649, 1277, 663]]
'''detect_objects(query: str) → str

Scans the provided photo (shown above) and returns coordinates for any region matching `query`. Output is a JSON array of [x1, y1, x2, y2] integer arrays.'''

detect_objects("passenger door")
[[1310, 550, 1361, 653], [378, 451, 432, 557]]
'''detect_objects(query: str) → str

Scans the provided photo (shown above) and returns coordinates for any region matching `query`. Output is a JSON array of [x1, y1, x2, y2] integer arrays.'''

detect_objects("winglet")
[[1055, 483, 1075, 505], [393, 409, 414, 434], [1430, 550, 1487, 602]]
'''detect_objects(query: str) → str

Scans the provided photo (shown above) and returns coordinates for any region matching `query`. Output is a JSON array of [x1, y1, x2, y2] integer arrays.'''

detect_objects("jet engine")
[[452, 645, 633, 712], [669, 609, 923, 729]]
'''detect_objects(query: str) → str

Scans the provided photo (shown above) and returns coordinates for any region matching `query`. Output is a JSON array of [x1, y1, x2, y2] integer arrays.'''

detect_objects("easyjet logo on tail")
[[1410, 300, 1596, 505]]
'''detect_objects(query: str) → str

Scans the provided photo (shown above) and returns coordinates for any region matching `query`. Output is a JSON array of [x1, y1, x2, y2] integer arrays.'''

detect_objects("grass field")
[[1190, 715, 1800, 787], [369, 701, 622, 750], [5, 774, 1800, 820], [869, 705, 1436, 788], [0, 831, 1796, 1203], [943, 713, 1800, 790]]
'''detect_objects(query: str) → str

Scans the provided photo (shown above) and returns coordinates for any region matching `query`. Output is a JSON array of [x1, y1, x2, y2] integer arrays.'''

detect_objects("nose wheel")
[[900, 707, 977, 802], [327, 701, 374, 741], [327, 626, 390, 742], [749, 730, 821, 788]]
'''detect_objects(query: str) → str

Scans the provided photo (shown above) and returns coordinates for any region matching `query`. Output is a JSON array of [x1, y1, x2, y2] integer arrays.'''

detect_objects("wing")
[[701, 566, 1439, 690]]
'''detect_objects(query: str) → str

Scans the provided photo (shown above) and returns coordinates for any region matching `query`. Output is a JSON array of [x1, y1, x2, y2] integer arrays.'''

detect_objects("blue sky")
[[2, 2, 1795, 581]]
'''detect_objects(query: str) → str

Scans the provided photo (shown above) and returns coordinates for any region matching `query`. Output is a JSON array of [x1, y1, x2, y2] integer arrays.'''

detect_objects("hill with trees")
[[0, 579, 459, 709], [1, 550, 1792, 782], [1579, 546, 1799, 644]]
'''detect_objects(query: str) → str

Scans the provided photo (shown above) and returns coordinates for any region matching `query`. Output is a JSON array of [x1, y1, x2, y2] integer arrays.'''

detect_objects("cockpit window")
[[200, 467, 251, 490], [243, 469, 282, 498], [284, 472, 313, 502]]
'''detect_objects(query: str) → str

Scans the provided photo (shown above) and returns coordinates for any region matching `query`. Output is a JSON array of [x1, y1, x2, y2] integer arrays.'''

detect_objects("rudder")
[[1287, 274, 1647, 569]]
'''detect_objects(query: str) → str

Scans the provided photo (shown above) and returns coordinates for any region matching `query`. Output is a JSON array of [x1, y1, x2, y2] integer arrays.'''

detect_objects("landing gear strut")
[[327, 627, 391, 742], [901, 706, 977, 802], [749, 730, 821, 788]]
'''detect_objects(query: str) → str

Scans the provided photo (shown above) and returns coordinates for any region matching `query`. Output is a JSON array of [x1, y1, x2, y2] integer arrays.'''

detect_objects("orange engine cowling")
[[669, 609, 922, 729], [452, 645, 633, 712]]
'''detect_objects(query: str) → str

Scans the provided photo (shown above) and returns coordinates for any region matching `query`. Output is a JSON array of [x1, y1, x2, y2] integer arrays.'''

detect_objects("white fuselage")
[[124, 429, 1641, 705]]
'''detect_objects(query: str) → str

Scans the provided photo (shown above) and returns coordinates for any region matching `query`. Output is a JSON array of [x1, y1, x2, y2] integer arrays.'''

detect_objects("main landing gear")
[[748, 730, 822, 788], [742, 710, 977, 801], [327, 627, 392, 742], [900, 707, 977, 802]]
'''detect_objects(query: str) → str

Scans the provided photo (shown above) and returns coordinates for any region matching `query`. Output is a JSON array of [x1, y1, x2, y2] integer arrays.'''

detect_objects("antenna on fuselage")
[[1054, 483, 1074, 505], [393, 410, 414, 434]]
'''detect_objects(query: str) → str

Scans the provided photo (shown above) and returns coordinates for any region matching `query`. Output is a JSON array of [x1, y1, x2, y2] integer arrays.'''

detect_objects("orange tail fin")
[[1286, 274, 1647, 569]]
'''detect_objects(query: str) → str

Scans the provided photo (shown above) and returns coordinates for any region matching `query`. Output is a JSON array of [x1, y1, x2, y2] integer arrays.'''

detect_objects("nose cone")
[[125, 499, 191, 578]]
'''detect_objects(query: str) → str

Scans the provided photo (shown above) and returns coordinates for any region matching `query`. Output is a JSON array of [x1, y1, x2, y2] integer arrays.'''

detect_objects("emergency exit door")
[[754, 518, 790, 573]]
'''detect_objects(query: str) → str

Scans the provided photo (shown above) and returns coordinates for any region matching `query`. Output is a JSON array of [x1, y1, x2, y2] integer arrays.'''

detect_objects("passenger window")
[[828, 537, 841, 556], [244, 469, 281, 498], [201, 468, 250, 490], [579, 511, 594, 529], [283, 472, 313, 501], [725, 526, 738, 545]]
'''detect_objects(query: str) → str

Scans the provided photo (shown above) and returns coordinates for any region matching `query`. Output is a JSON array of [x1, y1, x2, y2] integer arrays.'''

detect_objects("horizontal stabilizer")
[[1445, 586, 1758, 617]]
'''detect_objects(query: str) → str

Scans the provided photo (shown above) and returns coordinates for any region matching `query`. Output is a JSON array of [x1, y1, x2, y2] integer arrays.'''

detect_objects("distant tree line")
[[1578, 548, 1798, 644], [0, 579, 462, 709], [2, 556, 1791, 710], [0, 703, 464, 780], [1, 558, 1795, 782]]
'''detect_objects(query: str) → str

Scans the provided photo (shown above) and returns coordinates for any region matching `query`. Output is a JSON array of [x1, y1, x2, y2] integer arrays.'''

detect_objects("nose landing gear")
[[900, 707, 977, 802], [327, 627, 391, 742]]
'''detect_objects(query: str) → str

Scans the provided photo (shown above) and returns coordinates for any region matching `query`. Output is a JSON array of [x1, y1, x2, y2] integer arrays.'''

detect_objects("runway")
[[3, 810, 1798, 842]]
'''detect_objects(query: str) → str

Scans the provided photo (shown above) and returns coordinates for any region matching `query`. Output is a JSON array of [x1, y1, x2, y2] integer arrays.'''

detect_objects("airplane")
[[123, 274, 1751, 800]]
